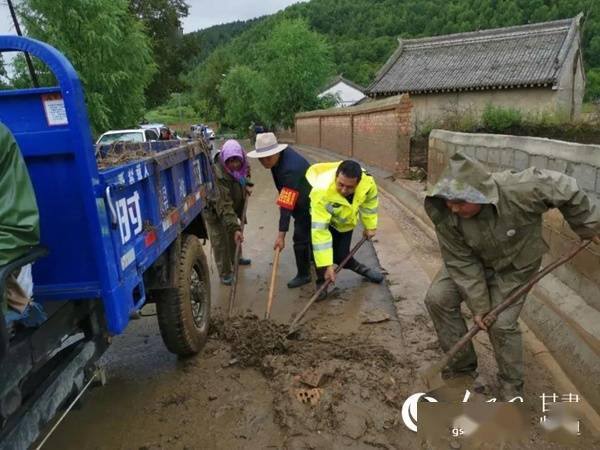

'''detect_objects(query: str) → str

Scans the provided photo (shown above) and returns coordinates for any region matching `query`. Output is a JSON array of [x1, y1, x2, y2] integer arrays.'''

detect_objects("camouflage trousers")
[[204, 210, 237, 277], [424, 260, 541, 387]]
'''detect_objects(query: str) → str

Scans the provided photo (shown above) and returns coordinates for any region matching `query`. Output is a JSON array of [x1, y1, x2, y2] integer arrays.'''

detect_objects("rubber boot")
[[314, 270, 328, 301], [352, 262, 384, 283], [287, 245, 311, 288], [315, 281, 328, 301]]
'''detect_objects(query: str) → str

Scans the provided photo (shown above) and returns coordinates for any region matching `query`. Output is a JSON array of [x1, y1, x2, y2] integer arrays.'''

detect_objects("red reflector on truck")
[[145, 231, 157, 247]]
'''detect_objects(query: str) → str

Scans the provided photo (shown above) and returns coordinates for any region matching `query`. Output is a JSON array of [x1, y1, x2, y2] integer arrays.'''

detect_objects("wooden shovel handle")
[[227, 196, 250, 317], [265, 248, 281, 319], [288, 236, 368, 334], [441, 240, 591, 368]]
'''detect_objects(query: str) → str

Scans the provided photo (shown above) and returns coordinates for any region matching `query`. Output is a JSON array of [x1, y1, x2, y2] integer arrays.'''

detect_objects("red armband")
[[276, 187, 299, 211]]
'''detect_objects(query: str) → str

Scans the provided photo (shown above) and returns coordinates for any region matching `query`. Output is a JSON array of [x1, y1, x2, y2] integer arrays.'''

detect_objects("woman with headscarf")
[[204, 139, 253, 285]]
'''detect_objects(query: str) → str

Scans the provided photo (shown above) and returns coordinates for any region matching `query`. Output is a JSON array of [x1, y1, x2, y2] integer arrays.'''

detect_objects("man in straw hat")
[[424, 151, 600, 400], [247, 133, 312, 288]]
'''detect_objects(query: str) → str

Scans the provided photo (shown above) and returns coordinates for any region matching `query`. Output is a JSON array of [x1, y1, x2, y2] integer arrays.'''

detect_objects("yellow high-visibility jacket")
[[306, 162, 378, 267]]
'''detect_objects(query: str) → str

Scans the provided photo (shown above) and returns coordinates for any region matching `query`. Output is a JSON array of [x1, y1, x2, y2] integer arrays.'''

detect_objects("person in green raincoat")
[[204, 140, 252, 285], [424, 151, 600, 399], [0, 122, 44, 324]]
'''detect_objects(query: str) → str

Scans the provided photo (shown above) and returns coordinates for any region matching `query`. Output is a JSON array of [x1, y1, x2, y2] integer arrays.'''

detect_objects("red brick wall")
[[321, 115, 352, 156], [353, 111, 398, 169], [295, 95, 413, 175], [295, 117, 320, 148]]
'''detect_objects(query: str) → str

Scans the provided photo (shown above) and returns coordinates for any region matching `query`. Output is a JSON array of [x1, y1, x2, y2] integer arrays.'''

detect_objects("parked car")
[[190, 123, 215, 140], [96, 128, 159, 145], [140, 122, 166, 136]]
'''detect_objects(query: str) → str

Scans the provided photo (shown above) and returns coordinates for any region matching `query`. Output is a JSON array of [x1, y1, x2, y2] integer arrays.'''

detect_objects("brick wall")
[[428, 130, 600, 312], [321, 115, 352, 156], [295, 95, 413, 175], [295, 117, 320, 148]]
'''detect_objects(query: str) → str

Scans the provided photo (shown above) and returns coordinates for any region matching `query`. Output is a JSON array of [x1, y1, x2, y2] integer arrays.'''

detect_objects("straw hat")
[[247, 132, 287, 158]]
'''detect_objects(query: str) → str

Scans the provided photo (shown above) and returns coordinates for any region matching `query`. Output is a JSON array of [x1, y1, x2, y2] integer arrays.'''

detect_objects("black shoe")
[[352, 263, 384, 283], [238, 257, 252, 266], [287, 274, 311, 288], [314, 281, 328, 301]]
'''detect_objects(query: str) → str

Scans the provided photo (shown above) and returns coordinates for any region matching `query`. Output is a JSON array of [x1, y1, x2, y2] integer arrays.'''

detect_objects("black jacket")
[[271, 146, 311, 232]]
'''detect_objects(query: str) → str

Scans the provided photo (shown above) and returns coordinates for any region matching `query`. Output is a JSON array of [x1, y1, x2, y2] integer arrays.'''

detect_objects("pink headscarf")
[[219, 139, 249, 184]]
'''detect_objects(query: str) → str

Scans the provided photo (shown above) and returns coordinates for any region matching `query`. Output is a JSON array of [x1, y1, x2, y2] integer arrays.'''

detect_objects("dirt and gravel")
[[96, 146, 155, 169], [41, 146, 600, 450]]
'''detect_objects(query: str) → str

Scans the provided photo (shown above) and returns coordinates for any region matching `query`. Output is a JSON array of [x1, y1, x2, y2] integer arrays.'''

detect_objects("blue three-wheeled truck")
[[0, 36, 215, 449]]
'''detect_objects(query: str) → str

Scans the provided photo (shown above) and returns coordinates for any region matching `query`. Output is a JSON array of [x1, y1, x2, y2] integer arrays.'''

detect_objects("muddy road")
[[42, 144, 600, 450]]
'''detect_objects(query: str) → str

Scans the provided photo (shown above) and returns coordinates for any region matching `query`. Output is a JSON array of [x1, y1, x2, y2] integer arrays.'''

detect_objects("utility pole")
[[7, 0, 39, 87]]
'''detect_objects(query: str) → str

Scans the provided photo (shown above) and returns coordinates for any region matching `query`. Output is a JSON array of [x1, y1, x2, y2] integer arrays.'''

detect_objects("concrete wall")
[[428, 130, 600, 310], [295, 94, 413, 175], [411, 88, 559, 133], [555, 35, 586, 119]]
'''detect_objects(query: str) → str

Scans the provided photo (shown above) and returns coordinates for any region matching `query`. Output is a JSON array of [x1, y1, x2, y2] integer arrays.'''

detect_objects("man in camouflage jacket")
[[424, 152, 600, 398]]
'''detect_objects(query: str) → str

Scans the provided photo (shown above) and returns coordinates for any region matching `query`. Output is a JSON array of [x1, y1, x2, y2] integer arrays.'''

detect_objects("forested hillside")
[[185, 0, 599, 123], [186, 17, 265, 66]]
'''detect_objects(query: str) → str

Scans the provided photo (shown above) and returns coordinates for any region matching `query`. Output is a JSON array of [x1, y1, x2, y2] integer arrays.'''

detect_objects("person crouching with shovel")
[[423, 152, 600, 400], [307, 160, 385, 300]]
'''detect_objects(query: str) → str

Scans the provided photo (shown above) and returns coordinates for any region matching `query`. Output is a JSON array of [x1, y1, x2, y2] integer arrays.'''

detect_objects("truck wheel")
[[157, 235, 211, 356]]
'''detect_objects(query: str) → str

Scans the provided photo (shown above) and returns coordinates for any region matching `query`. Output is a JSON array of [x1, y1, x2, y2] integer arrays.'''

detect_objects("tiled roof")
[[368, 14, 582, 96], [321, 75, 366, 94]]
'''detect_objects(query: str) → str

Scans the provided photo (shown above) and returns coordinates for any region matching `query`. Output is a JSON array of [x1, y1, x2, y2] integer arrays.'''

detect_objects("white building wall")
[[319, 81, 366, 107]]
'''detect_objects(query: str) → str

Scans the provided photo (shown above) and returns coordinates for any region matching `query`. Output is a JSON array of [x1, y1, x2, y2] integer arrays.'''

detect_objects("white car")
[[96, 128, 159, 145], [140, 123, 166, 136]]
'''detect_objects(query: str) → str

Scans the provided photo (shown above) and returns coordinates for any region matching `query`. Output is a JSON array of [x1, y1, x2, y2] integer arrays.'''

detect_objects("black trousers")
[[316, 227, 360, 282], [292, 211, 312, 276]]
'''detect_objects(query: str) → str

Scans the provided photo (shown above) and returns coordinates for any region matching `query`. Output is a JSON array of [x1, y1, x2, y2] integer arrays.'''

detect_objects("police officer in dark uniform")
[[247, 132, 312, 288]]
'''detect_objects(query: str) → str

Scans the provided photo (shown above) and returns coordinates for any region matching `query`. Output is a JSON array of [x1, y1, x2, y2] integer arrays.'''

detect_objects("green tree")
[[18, 0, 156, 134], [585, 68, 600, 102], [257, 19, 334, 127], [219, 65, 267, 132], [130, 0, 197, 107]]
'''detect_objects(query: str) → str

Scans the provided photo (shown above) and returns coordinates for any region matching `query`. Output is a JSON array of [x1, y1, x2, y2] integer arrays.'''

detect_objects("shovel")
[[227, 196, 250, 317], [264, 248, 281, 319], [420, 240, 591, 390], [288, 236, 368, 336]]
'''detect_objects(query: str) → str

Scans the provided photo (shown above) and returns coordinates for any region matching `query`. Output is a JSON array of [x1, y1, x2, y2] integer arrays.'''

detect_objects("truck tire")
[[156, 235, 211, 356]]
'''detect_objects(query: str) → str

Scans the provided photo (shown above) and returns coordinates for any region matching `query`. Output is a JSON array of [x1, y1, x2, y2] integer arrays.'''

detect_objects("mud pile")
[[210, 314, 413, 448], [96, 147, 154, 169], [210, 315, 290, 367]]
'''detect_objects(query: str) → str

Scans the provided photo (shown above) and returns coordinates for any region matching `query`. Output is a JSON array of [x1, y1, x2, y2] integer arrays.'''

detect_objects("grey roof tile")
[[368, 15, 582, 95]]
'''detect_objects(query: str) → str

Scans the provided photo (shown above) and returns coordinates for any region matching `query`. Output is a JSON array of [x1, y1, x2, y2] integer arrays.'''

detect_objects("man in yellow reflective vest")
[[307, 160, 384, 300]]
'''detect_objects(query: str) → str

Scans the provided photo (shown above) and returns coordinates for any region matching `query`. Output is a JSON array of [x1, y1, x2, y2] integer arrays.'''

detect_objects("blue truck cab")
[[0, 36, 214, 449]]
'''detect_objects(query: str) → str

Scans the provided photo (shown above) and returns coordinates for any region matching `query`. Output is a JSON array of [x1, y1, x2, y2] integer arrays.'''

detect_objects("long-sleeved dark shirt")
[[271, 146, 311, 232]]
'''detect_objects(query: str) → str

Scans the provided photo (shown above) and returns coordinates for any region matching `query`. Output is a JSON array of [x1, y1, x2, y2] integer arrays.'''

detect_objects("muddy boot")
[[288, 245, 311, 288], [220, 274, 233, 286], [313, 273, 329, 301], [498, 380, 523, 401], [288, 275, 311, 288], [472, 373, 487, 394], [352, 262, 384, 283], [315, 284, 328, 301]]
